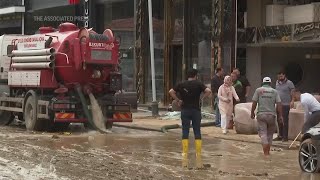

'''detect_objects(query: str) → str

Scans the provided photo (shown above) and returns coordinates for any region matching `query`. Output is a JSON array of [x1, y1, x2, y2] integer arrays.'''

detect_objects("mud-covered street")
[[0, 124, 317, 180]]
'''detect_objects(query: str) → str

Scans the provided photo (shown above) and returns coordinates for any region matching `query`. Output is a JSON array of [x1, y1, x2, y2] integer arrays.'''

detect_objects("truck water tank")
[[58, 22, 78, 32], [39, 27, 55, 34]]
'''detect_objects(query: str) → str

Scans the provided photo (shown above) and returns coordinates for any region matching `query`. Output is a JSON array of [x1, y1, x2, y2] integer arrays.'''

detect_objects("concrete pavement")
[[113, 110, 300, 150]]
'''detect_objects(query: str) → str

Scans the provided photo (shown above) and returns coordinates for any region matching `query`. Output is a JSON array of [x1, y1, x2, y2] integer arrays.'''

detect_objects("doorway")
[[170, 44, 183, 87]]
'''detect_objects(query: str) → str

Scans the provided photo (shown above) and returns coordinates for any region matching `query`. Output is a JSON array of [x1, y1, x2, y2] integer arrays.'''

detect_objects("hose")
[[76, 85, 111, 134], [75, 85, 96, 129], [112, 124, 163, 132], [160, 122, 215, 133], [161, 124, 181, 133]]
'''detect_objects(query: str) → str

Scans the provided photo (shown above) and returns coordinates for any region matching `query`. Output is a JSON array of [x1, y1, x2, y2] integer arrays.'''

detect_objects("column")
[[246, 47, 262, 100]]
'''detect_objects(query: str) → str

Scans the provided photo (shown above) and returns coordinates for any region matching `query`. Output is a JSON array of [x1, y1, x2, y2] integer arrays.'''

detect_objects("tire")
[[53, 122, 70, 131], [299, 138, 320, 173], [24, 95, 43, 131], [0, 102, 13, 126], [84, 122, 95, 130], [106, 121, 113, 129], [84, 122, 112, 130]]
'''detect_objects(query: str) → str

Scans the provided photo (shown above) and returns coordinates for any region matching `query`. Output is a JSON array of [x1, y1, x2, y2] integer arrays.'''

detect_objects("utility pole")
[[147, 0, 159, 116]]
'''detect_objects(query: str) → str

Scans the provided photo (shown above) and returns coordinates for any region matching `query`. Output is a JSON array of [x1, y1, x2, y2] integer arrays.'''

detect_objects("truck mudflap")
[[104, 104, 133, 123], [53, 104, 133, 123], [115, 92, 137, 112], [108, 112, 132, 122]]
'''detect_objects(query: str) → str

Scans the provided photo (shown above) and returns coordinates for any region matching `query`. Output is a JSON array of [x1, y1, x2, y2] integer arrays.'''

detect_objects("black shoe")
[[273, 136, 283, 141], [282, 138, 288, 142]]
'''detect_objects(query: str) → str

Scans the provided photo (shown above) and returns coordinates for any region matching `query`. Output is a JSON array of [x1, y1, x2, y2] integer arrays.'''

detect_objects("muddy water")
[[0, 126, 318, 179], [88, 93, 108, 133]]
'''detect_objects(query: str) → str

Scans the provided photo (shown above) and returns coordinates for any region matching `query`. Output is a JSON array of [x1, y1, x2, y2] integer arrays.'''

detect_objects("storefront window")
[[0, 14, 22, 35], [186, 0, 212, 109], [101, 0, 135, 92], [0, 0, 23, 35], [191, 0, 212, 85]]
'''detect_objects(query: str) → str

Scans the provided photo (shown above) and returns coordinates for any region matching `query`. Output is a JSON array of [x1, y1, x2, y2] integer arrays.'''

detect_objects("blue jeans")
[[214, 96, 221, 126], [181, 108, 202, 140]]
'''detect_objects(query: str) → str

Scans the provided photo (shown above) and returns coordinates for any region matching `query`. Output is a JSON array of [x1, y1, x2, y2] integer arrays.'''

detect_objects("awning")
[[0, 6, 25, 15]]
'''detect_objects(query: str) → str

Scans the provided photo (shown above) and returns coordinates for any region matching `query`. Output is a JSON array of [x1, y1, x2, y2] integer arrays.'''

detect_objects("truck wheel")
[[53, 123, 70, 131], [84, 122, 95, 130], [106, 122, 113, 129], [24, 96, 43, 131], [0, 102, 13, 126]]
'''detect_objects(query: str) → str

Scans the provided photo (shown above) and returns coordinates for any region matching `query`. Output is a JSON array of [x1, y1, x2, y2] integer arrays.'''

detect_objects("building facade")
[[0, 0, 25, 35], [240, 0, 320, 98], [20, 0, 237, 108]]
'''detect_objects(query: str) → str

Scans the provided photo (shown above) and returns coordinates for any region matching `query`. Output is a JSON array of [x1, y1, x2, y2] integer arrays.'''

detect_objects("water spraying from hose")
[[75, 84, 110, 134], [88, 93, 110, 133]]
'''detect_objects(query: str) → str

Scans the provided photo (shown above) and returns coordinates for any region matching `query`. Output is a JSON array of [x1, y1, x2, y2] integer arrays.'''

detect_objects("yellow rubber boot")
[[195, 139, 204, 169], [182, 139, 189, 168]]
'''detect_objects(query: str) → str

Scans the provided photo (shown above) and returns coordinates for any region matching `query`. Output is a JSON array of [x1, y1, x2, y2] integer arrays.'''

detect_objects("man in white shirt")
[[292, 89, 320, 133]]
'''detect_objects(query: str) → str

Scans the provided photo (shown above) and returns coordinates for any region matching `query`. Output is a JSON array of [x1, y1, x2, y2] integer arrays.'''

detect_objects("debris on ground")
[[271, 148, 283, 152], [160, 112, 181, 120], [160, 111, 215, 120], [51, 135, 59, 139]]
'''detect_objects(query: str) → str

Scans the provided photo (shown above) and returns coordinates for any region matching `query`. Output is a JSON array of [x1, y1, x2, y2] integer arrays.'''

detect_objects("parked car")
[[299, 124, 320, 173]]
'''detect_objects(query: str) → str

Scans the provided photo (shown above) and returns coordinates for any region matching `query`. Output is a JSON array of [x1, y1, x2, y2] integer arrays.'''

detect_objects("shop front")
[[163, 0, 213, 107], [0, 0, 25, 35], [22, 0, 231, 108]]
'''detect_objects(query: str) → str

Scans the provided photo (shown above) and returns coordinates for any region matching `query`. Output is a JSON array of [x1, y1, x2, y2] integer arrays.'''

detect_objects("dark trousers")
[[302, 111, 320, 134], [214, 96, 221, 126], [278, 105, 290, 139], [181, 108, 202, 140]]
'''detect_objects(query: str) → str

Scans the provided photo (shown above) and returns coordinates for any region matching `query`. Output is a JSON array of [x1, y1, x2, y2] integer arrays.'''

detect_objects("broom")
[[289, 131, 301, 149]]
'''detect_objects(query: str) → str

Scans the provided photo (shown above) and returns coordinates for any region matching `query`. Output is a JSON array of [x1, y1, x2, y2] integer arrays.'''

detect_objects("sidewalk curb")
[[114, 122, 215, 133]]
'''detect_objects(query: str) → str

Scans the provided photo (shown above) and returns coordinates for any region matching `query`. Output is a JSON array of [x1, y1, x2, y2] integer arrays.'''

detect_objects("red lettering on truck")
[[18, 36, 45, 43]]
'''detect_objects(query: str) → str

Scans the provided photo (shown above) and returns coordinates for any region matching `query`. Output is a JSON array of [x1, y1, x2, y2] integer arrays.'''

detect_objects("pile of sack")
[[233, 103, 259, 134]]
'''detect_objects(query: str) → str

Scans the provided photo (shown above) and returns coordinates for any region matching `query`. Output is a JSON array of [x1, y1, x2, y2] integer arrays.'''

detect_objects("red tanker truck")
[[0, 22, 136, 132]]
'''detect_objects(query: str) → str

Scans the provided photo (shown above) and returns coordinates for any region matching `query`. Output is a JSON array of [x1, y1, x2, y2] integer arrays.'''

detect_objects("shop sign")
[[258, 25, 291, 42], [293, 22, 320, 41], [0, 14, 21, 21], [0, 14, 22, 28], [84, 0, 89, 28]]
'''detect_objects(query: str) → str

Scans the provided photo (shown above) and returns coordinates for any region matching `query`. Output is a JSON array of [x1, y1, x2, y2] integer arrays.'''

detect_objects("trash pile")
[[160, 112, 181, 120], [160, 111, 215, 121]]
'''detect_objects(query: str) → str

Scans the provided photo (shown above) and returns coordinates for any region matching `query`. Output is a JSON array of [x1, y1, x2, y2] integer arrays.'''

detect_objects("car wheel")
[[299, 138, 320, 173]]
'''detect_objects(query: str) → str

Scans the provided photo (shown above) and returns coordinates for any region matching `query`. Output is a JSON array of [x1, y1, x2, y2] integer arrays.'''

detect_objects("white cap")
[[263, 77, 271, 83]]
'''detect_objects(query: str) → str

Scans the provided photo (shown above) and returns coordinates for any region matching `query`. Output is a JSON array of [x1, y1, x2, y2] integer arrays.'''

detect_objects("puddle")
[[0, 125, 317, 179]]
